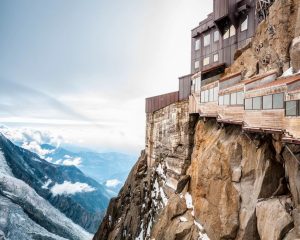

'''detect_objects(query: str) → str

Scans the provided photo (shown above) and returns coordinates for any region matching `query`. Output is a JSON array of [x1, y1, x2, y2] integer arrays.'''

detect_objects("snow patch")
[[185, 192, 193, 209], [184, 192, 210, 240], [50, 181, 96, 196], [152, 178, 168, 207], [156, 164, 164, 175], [41, 179, 52, 189], [180, 217, 188, 222], [165, 179, 177, 190], [281, 67, 294, 77], [135, 222, 144, 240], [159, 186, 168, 206]]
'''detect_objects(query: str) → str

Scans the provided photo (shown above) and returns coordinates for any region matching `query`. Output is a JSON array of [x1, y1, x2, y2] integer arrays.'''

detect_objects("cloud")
[[61, 156, 82, 166], [21, 141, 55, 159], [50, 181, 96, 196], [0, 80, 96, 124], [105, 179, 122, 188], [0, 125, 63, 147]]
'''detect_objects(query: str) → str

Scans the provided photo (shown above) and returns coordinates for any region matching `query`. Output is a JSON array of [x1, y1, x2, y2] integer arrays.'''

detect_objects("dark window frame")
[[273, 93, 284, 109], [285, 100, 299, 117], [262, 94, 273, 110]]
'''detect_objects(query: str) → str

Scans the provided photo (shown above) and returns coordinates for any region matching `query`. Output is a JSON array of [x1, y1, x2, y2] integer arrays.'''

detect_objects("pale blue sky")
[[0, 0, 212, 153]]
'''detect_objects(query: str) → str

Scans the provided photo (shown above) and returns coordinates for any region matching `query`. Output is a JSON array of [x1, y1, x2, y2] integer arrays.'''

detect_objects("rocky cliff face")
[[94, 1, 300, 239], [228, 0, 300, 77], [94, 100, 300, 239]]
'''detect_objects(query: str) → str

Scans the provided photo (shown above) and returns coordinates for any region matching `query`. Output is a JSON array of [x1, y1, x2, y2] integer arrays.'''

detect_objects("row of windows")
[[245, 93, 284, 110], [195, 16, 248, 50], [219, 91, 244, 105], [200, 87, 219, 103], [195, 53, 219, 69], [198, 89, 300, 117]]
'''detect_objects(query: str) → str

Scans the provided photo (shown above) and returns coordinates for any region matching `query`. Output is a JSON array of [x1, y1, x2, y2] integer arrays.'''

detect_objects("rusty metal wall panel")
[[179, 75, 192, 100], [214, 0, 229, 20], [145, 91, 179, 113]]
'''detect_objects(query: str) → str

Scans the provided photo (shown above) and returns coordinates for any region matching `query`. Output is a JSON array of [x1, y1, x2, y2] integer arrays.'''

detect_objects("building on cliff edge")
[[145, 0, 300, 157]]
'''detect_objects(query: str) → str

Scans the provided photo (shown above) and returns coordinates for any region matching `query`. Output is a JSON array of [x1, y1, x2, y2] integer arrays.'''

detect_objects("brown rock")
[[290, 36, 300, 73], [256, 197, 293, 240]]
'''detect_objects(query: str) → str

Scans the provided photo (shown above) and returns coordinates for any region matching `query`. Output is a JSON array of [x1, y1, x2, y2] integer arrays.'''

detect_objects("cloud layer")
[[0, 0, 212, 153], [50, 181, 96, 196]]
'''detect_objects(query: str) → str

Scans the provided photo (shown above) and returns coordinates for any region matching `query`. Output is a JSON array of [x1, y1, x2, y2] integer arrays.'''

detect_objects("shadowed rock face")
[[94, 114, 300, 240]]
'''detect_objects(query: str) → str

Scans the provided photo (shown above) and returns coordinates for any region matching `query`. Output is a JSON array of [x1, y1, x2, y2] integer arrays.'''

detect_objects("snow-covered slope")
[[0, 148, 92, 240], [0, 133, 110, 239]]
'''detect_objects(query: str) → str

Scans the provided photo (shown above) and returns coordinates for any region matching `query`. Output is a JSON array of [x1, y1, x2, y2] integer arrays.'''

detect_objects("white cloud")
[[50, 181, 96, 196], [105, 179, 122, 188], [21, 141, 54, 158], [62, 157, 82, 166], [0, 125, 63, 148]]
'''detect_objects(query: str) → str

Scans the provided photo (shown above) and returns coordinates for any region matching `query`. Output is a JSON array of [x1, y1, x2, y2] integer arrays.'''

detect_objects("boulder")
[[290, 36, 300, 73], [256, 197, 293, 240]]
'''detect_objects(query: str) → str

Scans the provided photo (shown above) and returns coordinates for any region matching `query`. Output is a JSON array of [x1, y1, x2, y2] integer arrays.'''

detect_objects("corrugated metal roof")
[[243, 70, 278, 85], [250, 73, 300, 91], [219, 72, 242, 82]]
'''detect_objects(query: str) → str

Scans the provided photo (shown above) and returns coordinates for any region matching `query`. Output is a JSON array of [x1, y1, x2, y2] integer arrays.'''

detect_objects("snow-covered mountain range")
[[0, 133, 110, 239], [0, 125, 137, 193]]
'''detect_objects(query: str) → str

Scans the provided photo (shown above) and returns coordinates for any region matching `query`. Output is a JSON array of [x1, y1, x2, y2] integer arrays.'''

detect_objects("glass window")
[[253, 96, 262, 110], [203, 57, 210, 66], [191, 80, 196, 93], [224, 94, 230, 105], [286, 101, 297, 116], [195, 39, 200, 50], [219, 96, 224, 105], [204, 90, 209, 102], [273, 93, 284, 109], [195, 60, 200, 69], [214, 31, 219, 42], [263, 95, 272, 109], [223, 28, 229, 39], [241, 16, 248, 32], [213, 87, 218, 102], [195, 77, 201, 92], [230, 92, 237, 105], [209, 88, 214, 102], [203, 34, 210, 47], [237, 91, 244, 105], [230, 25, 236, 37], [201, 92, 205, 103], [213, 53, 219, 62], [245, 98, 252, 110]]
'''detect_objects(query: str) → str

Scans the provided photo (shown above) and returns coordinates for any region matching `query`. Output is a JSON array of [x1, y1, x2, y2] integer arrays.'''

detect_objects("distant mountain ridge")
[[41, 144, 137, 192], [0, 133, 110, 239], [0, 125, 137, 193]]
